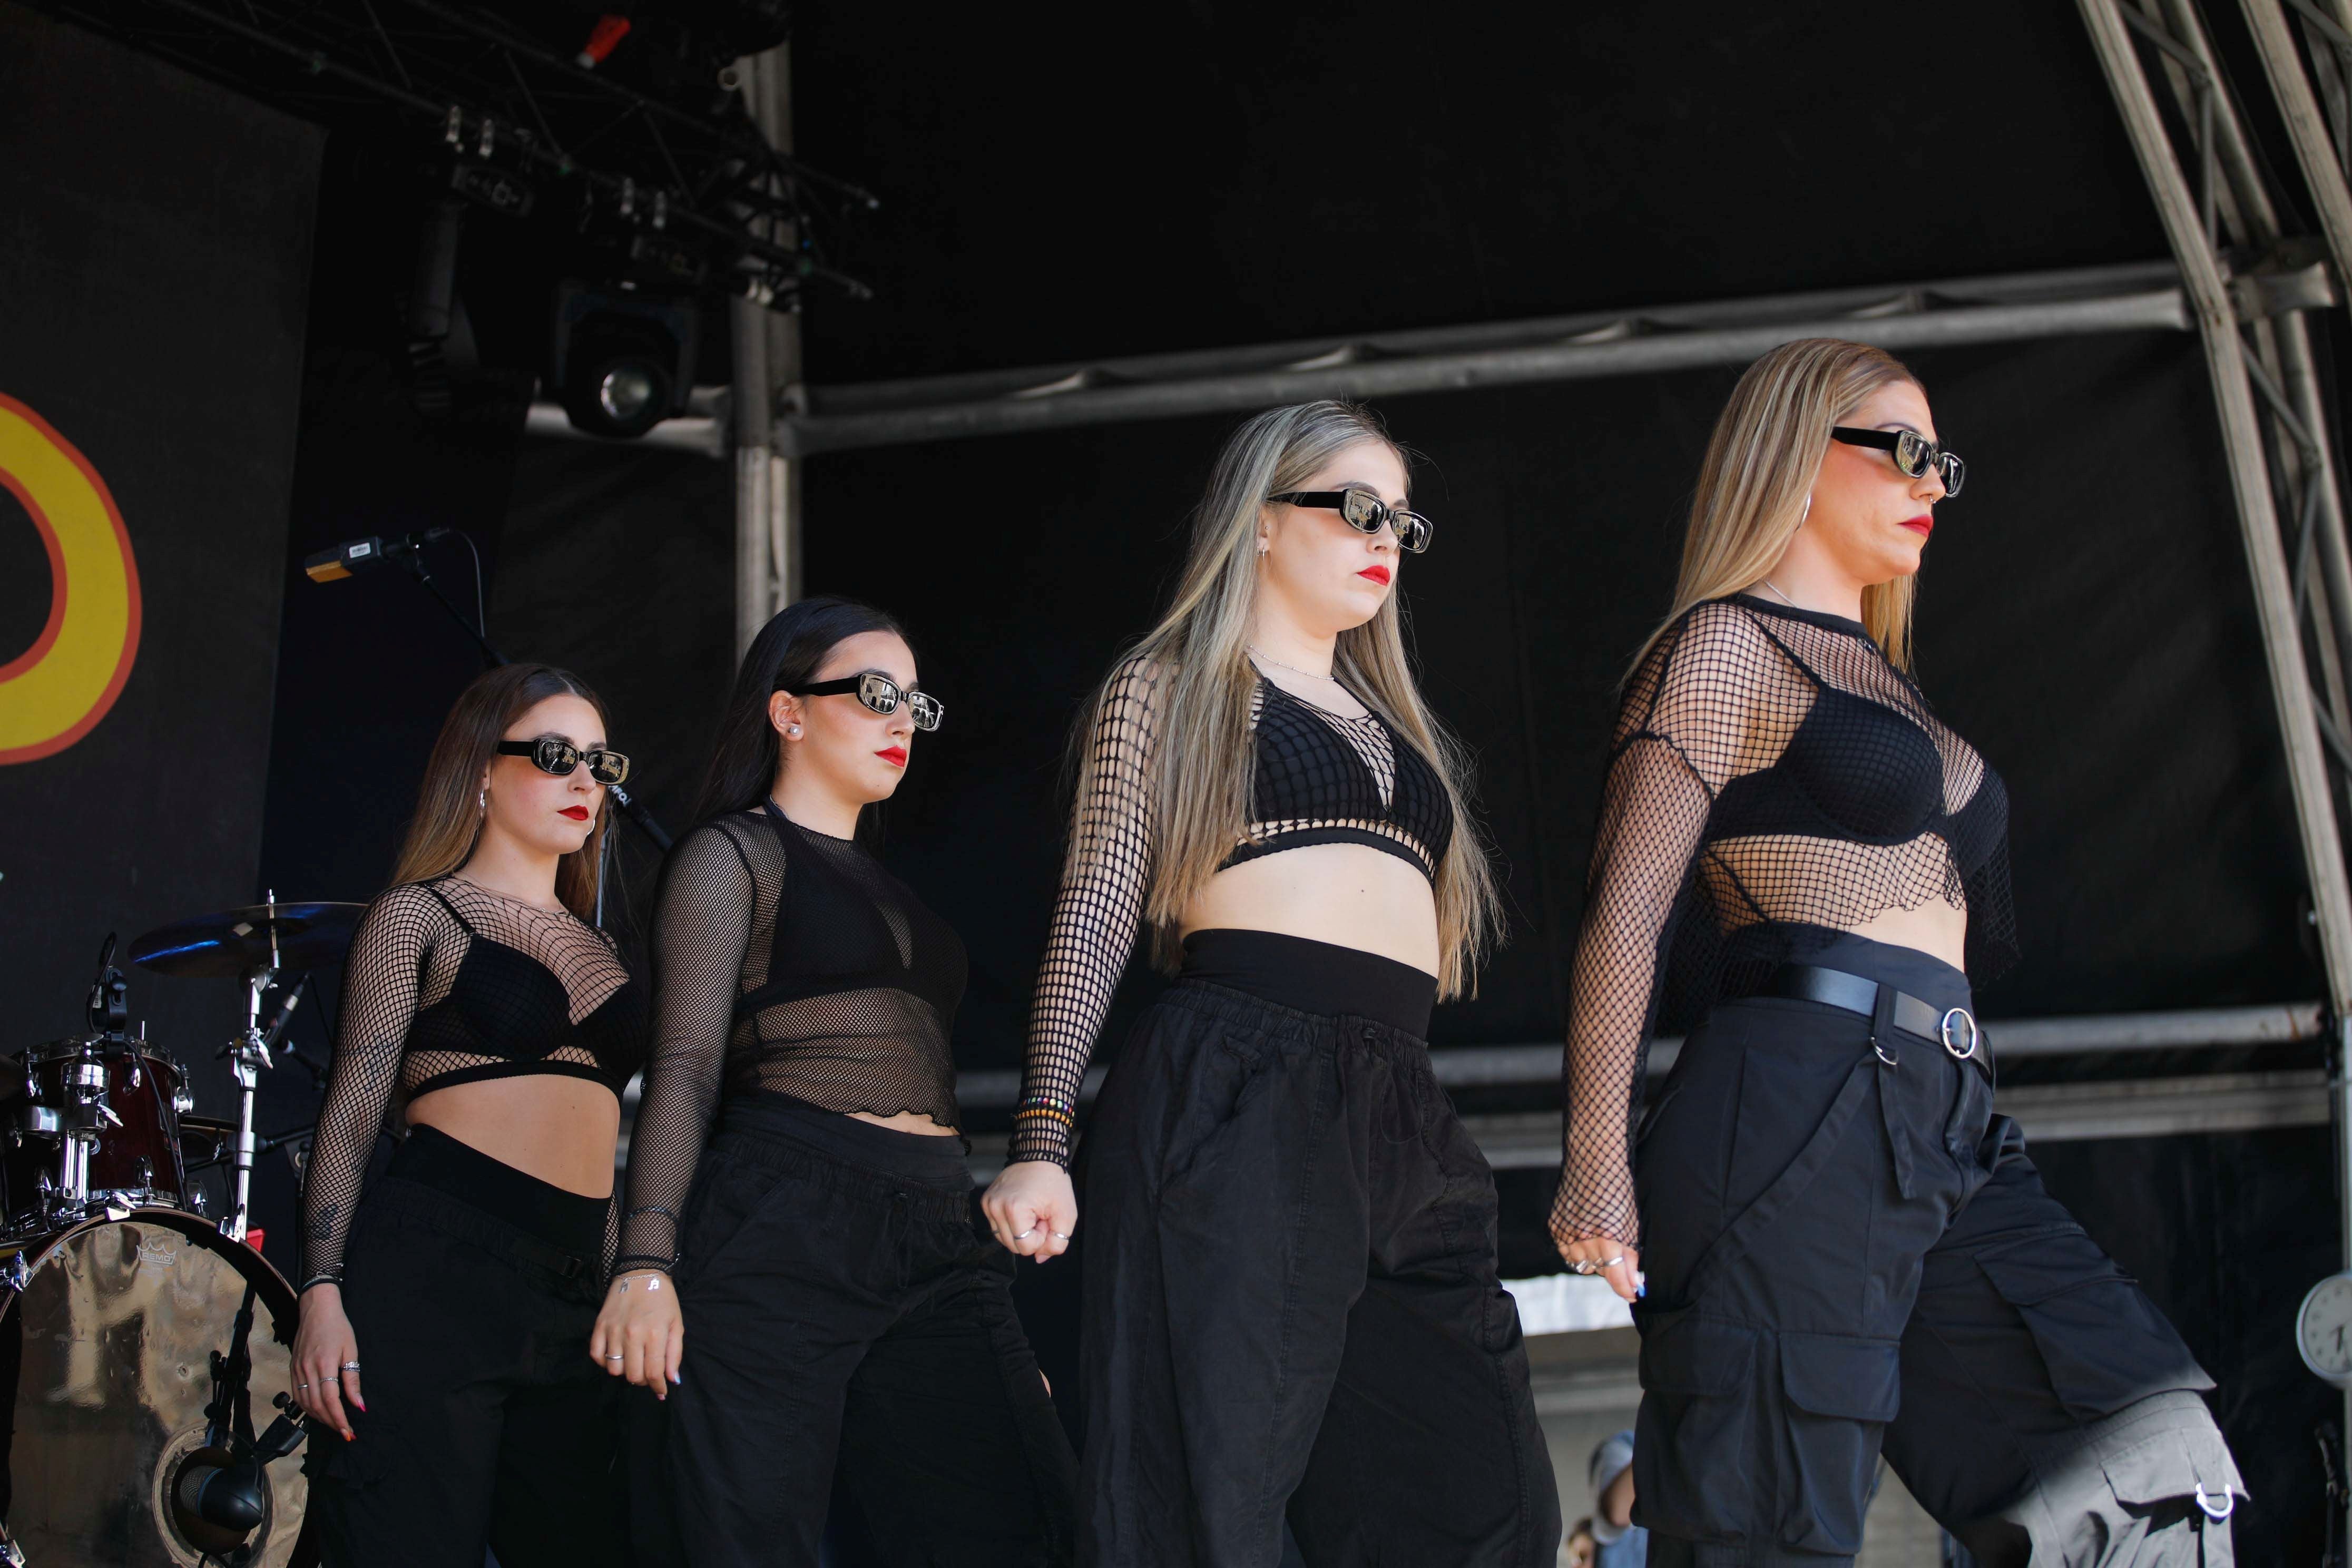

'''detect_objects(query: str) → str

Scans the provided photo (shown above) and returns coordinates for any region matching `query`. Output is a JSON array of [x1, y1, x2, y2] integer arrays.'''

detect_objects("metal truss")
[[773, 260, 2191, 457], [2081, 0, 2352, 1496], [31, 0, 874, 305]]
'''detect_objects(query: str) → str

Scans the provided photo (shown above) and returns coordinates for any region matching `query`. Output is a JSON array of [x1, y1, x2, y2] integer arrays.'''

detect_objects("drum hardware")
[[167, 1279, 309, 1555], [128, 891, 360, 1247]]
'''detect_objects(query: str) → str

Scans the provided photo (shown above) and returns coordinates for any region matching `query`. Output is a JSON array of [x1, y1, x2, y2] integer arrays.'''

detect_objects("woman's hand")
[[590, 1269, 683, 1397], [1559, 1236, 1643, 1304], [291, 1285, 363, 1440], [981, 1160, 1076, 1261]]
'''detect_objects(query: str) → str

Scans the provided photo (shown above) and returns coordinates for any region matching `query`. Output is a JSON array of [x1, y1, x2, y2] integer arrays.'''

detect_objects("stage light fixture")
[[552, 281, 698, 440]]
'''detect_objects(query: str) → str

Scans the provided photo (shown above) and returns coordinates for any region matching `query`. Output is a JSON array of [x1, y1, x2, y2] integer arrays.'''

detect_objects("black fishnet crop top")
[[1553, 595, 2016, 1249], [1008, 661, 1455, 1167], [1223, 677, 1453, 877], [616, 802, 968, 1271], [301, 876, 645, 1286]]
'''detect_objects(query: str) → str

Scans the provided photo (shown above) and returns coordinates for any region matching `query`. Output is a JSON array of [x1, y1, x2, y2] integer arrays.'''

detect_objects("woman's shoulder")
[[669, 812, 767, 870]]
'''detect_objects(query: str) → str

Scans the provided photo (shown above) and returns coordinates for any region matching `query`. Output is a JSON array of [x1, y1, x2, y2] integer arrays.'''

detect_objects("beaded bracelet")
[[1011, 1105, 1074, 1127]]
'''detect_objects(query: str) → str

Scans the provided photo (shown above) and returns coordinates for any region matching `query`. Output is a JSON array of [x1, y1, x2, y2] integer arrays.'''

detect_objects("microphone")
[[302, 527, 454, 584]]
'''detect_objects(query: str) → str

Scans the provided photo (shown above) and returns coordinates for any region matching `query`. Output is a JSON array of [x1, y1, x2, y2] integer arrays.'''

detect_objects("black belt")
[[1766, 963, 1986, 1066]]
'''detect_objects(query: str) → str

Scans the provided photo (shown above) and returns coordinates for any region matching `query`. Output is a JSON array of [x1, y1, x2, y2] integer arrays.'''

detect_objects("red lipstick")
[[877, 746, 908, 768], [1901, 514, 1934, 538], [1358, 565, 1391, 586], [559, 805, 591, 821]]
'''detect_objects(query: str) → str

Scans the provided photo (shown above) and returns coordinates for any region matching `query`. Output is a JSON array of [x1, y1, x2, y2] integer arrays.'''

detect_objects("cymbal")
[[127, 900, 364, 978]]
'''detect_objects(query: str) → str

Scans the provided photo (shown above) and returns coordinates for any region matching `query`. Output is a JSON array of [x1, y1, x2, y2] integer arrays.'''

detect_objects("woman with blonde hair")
[[292, 662, 644, 1567], [983, 400, 1559, 1566], [1555, 339, 2241, 1565]]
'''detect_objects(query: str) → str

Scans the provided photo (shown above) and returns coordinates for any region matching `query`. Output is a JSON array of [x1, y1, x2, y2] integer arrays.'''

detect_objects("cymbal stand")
[[223, 891, 285, 1244]]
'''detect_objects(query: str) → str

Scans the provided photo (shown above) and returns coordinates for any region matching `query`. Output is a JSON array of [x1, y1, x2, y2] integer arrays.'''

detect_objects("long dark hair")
[[391, 663, 614, 918], [694, 595, 914, 822]]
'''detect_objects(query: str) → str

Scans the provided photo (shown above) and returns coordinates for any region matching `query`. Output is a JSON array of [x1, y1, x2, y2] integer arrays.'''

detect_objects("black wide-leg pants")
[[1632, 938, 2243, 1567], [302, 1136, 625, 1568], [651, 1094, 1077, 1568], [1079, 979, 1561, 1568]]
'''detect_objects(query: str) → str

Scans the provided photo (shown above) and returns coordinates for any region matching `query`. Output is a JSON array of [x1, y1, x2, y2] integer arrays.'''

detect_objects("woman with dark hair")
[[1556, 339, 2241, 1565], [292, 662, 645, 1568], [983, 401, 1559, 1565], [593, 596, 1075, 1565]]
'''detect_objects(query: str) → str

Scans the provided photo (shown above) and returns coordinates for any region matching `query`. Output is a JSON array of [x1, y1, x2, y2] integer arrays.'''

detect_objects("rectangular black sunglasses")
[[496, 737, 632, 786], [1829, 426, 1966, 497], [791, 672, 945, 732]]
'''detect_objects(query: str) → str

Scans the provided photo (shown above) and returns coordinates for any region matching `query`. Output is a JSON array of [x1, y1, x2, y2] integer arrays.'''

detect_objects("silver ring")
[[341, 1361, 361, 1370], [604, 1354, 624, 1361], [1012, 1228, 1036, 1240], [1051, 1231, 1072, 1240], [1572, 1259, 1597, 1276], [1599, 1256, 1624, 1270], [296, 1380, 310, 1389]]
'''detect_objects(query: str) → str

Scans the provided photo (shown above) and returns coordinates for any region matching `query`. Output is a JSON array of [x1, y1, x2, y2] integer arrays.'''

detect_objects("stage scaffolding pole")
[[2083, 0, 2352, 1493], [731, 42, 801, 653]]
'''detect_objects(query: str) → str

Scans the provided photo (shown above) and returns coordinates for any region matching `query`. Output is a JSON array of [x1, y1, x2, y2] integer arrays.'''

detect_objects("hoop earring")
[[1801, 494, 1813, 525]]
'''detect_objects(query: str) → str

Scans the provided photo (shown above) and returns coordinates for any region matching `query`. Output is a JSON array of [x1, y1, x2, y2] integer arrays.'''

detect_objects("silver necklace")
[[1760, 577, 1801, 608], [1246, 644, 1340, 684]]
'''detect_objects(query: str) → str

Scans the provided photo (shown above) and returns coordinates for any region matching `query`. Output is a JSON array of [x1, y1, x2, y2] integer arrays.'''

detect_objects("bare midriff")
[[1180, 840, 1440, 978], [406, 1074, 622, 1197], [1838, 896, 1968, 972]]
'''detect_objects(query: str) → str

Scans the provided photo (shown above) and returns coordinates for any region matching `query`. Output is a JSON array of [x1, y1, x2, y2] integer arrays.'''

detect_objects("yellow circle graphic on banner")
[[0, 396, 140, 765]]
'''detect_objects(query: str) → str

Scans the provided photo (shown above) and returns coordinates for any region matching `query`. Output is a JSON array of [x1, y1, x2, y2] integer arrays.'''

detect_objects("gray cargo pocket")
[[1975, 1231, 2212, 1419], [2094, 1396, 2247, 1519], [1634, 1311, 1757, 1541], [1776, 1331, 1900, 1555]]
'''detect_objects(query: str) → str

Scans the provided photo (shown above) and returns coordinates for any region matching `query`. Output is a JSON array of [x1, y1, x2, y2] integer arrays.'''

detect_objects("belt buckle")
[[1939, 1006, 1981, 1062]]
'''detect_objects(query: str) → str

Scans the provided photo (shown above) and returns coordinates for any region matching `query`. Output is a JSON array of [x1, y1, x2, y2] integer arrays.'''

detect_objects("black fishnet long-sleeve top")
[[1554, 596, 2015, 1249], [300, 877, 643, 1287], [1010, 658, 1453, 1165], [618, 803, 968, 1272]]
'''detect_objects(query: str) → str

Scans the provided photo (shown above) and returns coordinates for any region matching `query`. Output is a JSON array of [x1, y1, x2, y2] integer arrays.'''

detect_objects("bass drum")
[[0, 1210, 315, 1566]]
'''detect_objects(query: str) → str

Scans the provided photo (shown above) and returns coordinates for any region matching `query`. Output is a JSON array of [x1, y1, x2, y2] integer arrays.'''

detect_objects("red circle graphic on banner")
[[0, 396, 140, 765]]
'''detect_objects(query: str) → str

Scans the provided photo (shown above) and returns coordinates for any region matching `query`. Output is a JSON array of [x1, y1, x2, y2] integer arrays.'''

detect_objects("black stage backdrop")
[[0, 6, 319, 1101]]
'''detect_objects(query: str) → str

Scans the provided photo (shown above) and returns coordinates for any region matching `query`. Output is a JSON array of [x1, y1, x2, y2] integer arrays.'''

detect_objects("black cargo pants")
[[1632, 953, 2243, 1567]]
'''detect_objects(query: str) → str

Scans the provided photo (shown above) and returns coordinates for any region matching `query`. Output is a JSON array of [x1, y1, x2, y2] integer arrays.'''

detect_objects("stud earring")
[[477, 789, 487, 816], [1257, 538, 1269, 556], [787, 724, 802, 738]]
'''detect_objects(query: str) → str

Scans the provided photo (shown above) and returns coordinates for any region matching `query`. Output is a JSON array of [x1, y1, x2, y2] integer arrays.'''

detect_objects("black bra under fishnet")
[[1224, 678, 1452, 877], [301, 876, 643, 1286], [617, 805, 968, 1272], [1010, 662, 1455, 1167], [1553, 595, 2016, 1249]]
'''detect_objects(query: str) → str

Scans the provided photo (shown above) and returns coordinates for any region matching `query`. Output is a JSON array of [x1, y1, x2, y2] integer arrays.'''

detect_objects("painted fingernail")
[[670, 1371, 681, 1385], [1635, 1285, 1646, 1299], [353, 1397, 366, 1411]]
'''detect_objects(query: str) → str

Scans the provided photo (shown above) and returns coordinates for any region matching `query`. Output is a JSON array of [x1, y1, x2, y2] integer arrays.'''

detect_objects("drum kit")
[[2, 895, 363, 1568]]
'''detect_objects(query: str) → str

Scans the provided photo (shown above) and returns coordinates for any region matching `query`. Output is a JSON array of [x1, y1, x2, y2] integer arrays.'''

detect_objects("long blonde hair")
[[389, 663, 613, 919], [1639, 338, 1923, 674], [1068, 400, 1504, 998]]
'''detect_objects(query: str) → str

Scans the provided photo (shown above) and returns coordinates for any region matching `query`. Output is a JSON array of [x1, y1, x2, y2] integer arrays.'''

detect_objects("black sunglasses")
[[1830, 426, 1966, 497], [1267, 489, 1433, 554], [496, 737, 631, 786], [790, 672, 945, 732]]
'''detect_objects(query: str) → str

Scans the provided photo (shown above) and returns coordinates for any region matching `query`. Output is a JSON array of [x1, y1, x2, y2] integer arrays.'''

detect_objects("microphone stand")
[[396, 542, 673, 854]]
